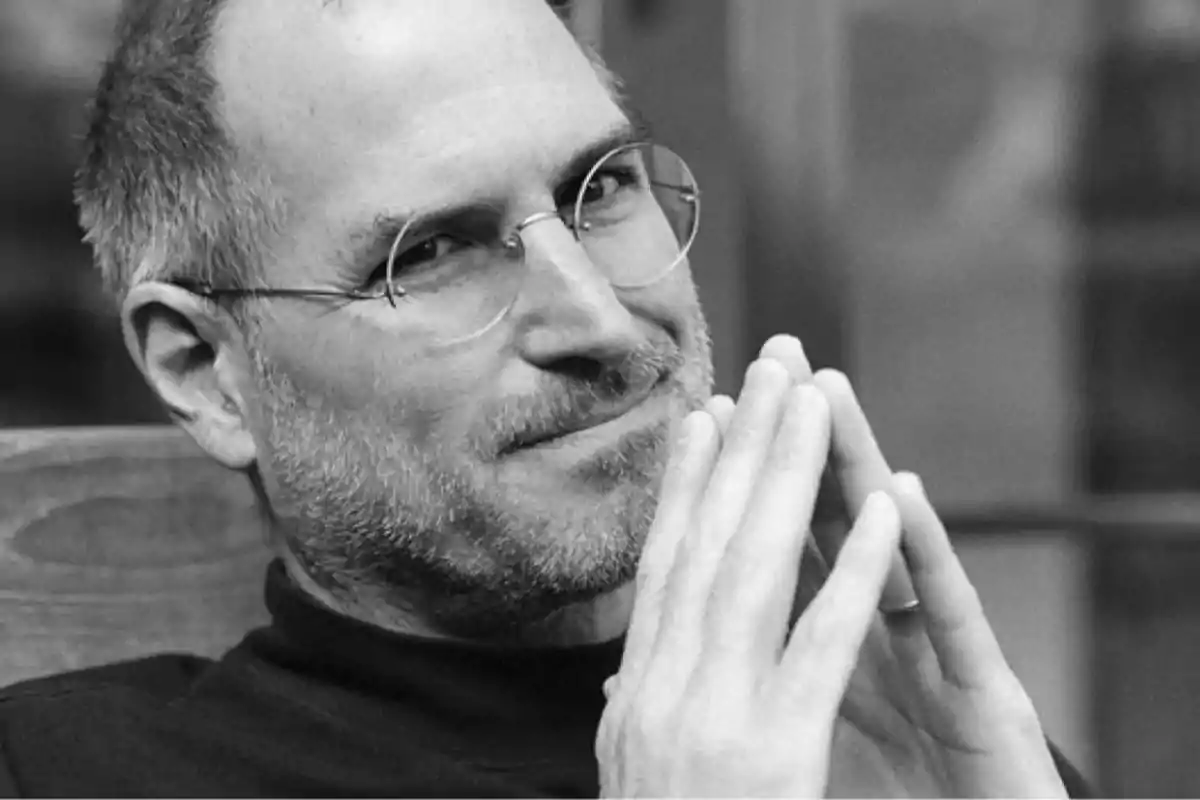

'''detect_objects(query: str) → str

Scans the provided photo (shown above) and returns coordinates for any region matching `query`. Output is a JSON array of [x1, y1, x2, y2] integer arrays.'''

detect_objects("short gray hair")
[[75, 0, 593, 304], [76, 0, 281, 302]]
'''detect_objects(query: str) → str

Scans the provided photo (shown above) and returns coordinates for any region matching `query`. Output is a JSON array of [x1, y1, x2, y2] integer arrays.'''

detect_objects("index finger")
[[811, 369, 917, 613]]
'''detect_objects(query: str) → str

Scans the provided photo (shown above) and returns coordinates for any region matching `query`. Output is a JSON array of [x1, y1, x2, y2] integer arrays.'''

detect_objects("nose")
[[507, 213, 646, 370]]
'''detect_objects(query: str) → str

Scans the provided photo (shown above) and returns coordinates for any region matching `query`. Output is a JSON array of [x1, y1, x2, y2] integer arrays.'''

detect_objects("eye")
[[582, 166, 641, 206], [370, 233, 471, 286], [393, 235, 468, 272], [581, 171, 623, 205], [556, 164, 643, 212]]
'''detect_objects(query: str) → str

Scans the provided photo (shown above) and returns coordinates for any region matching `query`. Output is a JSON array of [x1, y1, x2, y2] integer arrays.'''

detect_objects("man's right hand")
[[594, 357, 903, 797]]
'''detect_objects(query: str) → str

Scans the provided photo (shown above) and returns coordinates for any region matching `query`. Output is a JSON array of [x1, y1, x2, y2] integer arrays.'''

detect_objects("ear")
[[121, 283, 258, 470]]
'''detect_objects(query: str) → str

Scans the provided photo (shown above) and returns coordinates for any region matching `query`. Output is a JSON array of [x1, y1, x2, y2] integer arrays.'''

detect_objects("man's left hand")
[[735, 335, 1070, 798]]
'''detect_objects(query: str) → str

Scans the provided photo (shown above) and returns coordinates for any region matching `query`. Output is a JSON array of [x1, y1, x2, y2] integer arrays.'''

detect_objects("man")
[[0, 0, 1089, 796]]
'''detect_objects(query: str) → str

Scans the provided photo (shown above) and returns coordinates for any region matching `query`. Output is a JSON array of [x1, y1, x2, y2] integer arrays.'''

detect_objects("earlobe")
[[121, 283, 259, 470]]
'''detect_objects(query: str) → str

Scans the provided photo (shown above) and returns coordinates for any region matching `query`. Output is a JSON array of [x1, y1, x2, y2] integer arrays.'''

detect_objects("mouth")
[[500, 373, 673, 457]]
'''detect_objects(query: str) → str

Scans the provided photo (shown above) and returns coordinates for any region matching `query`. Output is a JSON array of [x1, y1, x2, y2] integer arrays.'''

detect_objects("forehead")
[[211, 0, 627, 270]]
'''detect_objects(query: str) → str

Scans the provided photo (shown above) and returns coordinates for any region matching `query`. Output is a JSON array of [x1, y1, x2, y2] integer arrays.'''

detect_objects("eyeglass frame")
[[168, 140, 701, 314]]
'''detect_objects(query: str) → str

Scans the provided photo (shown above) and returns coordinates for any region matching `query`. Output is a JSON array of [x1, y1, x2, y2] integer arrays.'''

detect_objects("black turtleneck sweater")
[[0, 561, 1091, 797], [0, 561, 621, 796]]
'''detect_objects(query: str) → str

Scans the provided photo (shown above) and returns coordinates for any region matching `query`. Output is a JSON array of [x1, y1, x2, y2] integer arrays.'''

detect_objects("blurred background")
[[4, 0, 1200, 794]]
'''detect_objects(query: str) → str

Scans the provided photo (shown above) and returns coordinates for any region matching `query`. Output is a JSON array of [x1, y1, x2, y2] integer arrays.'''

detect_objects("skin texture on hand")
[[598, 335, 1069, 798], [596, 356, 904, 797]]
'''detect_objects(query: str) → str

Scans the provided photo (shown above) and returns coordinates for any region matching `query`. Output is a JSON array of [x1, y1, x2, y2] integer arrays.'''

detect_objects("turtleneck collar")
[[250, 559, 626, 732]]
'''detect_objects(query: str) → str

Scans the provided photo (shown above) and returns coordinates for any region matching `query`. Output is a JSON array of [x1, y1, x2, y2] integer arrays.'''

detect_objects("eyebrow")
[[339, 119, 651, 273], [548, 119, 646, 195]]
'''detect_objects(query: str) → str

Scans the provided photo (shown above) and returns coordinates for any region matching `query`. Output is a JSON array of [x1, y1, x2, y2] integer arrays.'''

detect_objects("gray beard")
[[245, 328, 712, 639]]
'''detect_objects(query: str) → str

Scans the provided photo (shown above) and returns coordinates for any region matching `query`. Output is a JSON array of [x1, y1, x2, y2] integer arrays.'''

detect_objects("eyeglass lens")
[[384, 142, 699, 343]]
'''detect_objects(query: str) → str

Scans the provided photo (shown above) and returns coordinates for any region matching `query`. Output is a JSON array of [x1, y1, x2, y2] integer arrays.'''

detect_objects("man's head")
[[77, 0, 713, 639]]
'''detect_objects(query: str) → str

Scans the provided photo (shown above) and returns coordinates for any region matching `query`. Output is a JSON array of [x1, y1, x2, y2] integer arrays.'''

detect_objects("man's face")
[[211, 0, 713, 635]]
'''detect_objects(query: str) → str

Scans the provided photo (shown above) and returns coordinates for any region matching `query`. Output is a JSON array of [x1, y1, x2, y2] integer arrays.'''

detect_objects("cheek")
[[627, 267, 706, 346], [251, 317, 491, 447]]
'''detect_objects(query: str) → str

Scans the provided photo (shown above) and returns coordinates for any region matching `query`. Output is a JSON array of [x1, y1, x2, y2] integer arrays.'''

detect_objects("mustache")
[[477, 341, 685, 458]]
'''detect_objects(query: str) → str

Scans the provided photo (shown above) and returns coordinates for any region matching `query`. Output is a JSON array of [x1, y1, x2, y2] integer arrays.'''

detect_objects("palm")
[[824, 620, 1061, 798]]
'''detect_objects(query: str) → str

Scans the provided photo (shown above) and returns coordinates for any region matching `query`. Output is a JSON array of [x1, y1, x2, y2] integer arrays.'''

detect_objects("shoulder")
[[0, 654, 216, 741], [0, 655, 215, 795], [0, 653, 213, 710]]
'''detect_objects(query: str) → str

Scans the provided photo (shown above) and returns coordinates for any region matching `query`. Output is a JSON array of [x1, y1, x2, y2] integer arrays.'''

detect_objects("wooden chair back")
[[0, 426, 271, 687]]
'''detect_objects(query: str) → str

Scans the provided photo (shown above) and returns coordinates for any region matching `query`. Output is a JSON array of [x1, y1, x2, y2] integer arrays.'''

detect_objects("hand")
[[731, 336, 918, 619], [595, 356, 905, 797], [811, 369, 1069, 798], [699, 335, 1070, 797]]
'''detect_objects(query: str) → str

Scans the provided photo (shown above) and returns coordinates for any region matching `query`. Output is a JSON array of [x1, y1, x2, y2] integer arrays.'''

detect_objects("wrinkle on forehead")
[[279, 78, 628, 287], [209, 0, 626, 284], [210, 0, 608, 177], [378, 81, 625, 187]]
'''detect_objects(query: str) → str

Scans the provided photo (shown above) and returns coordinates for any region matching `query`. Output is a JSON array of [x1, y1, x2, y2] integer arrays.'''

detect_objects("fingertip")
[[705, 393, 735, 422], [864, 489, 899, 518], [812, 368, 853, 400], [893, 471, 925, 498], [706, 393, 735, 411], [703, 395, 735, 440], [758, 334, 812, 379], [746, 354, 787, 379], [758, 333, 801, 356]]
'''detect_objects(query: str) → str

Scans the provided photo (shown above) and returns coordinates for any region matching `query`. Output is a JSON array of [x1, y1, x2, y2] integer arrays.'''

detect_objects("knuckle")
[[680, 704, 747, 765]]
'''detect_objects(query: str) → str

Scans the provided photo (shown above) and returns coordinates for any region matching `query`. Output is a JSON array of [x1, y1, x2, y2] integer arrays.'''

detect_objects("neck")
[[279, 548, 634, 647]]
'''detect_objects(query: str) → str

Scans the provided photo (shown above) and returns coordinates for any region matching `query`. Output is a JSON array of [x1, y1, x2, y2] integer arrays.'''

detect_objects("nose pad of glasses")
[[502, 209, 582, 266], [501, 234, 525, 261]]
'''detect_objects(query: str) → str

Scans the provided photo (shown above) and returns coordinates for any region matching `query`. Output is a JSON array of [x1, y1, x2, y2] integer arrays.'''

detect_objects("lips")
[[507, 407, 629, 452], [499, 371, 672, 456]]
